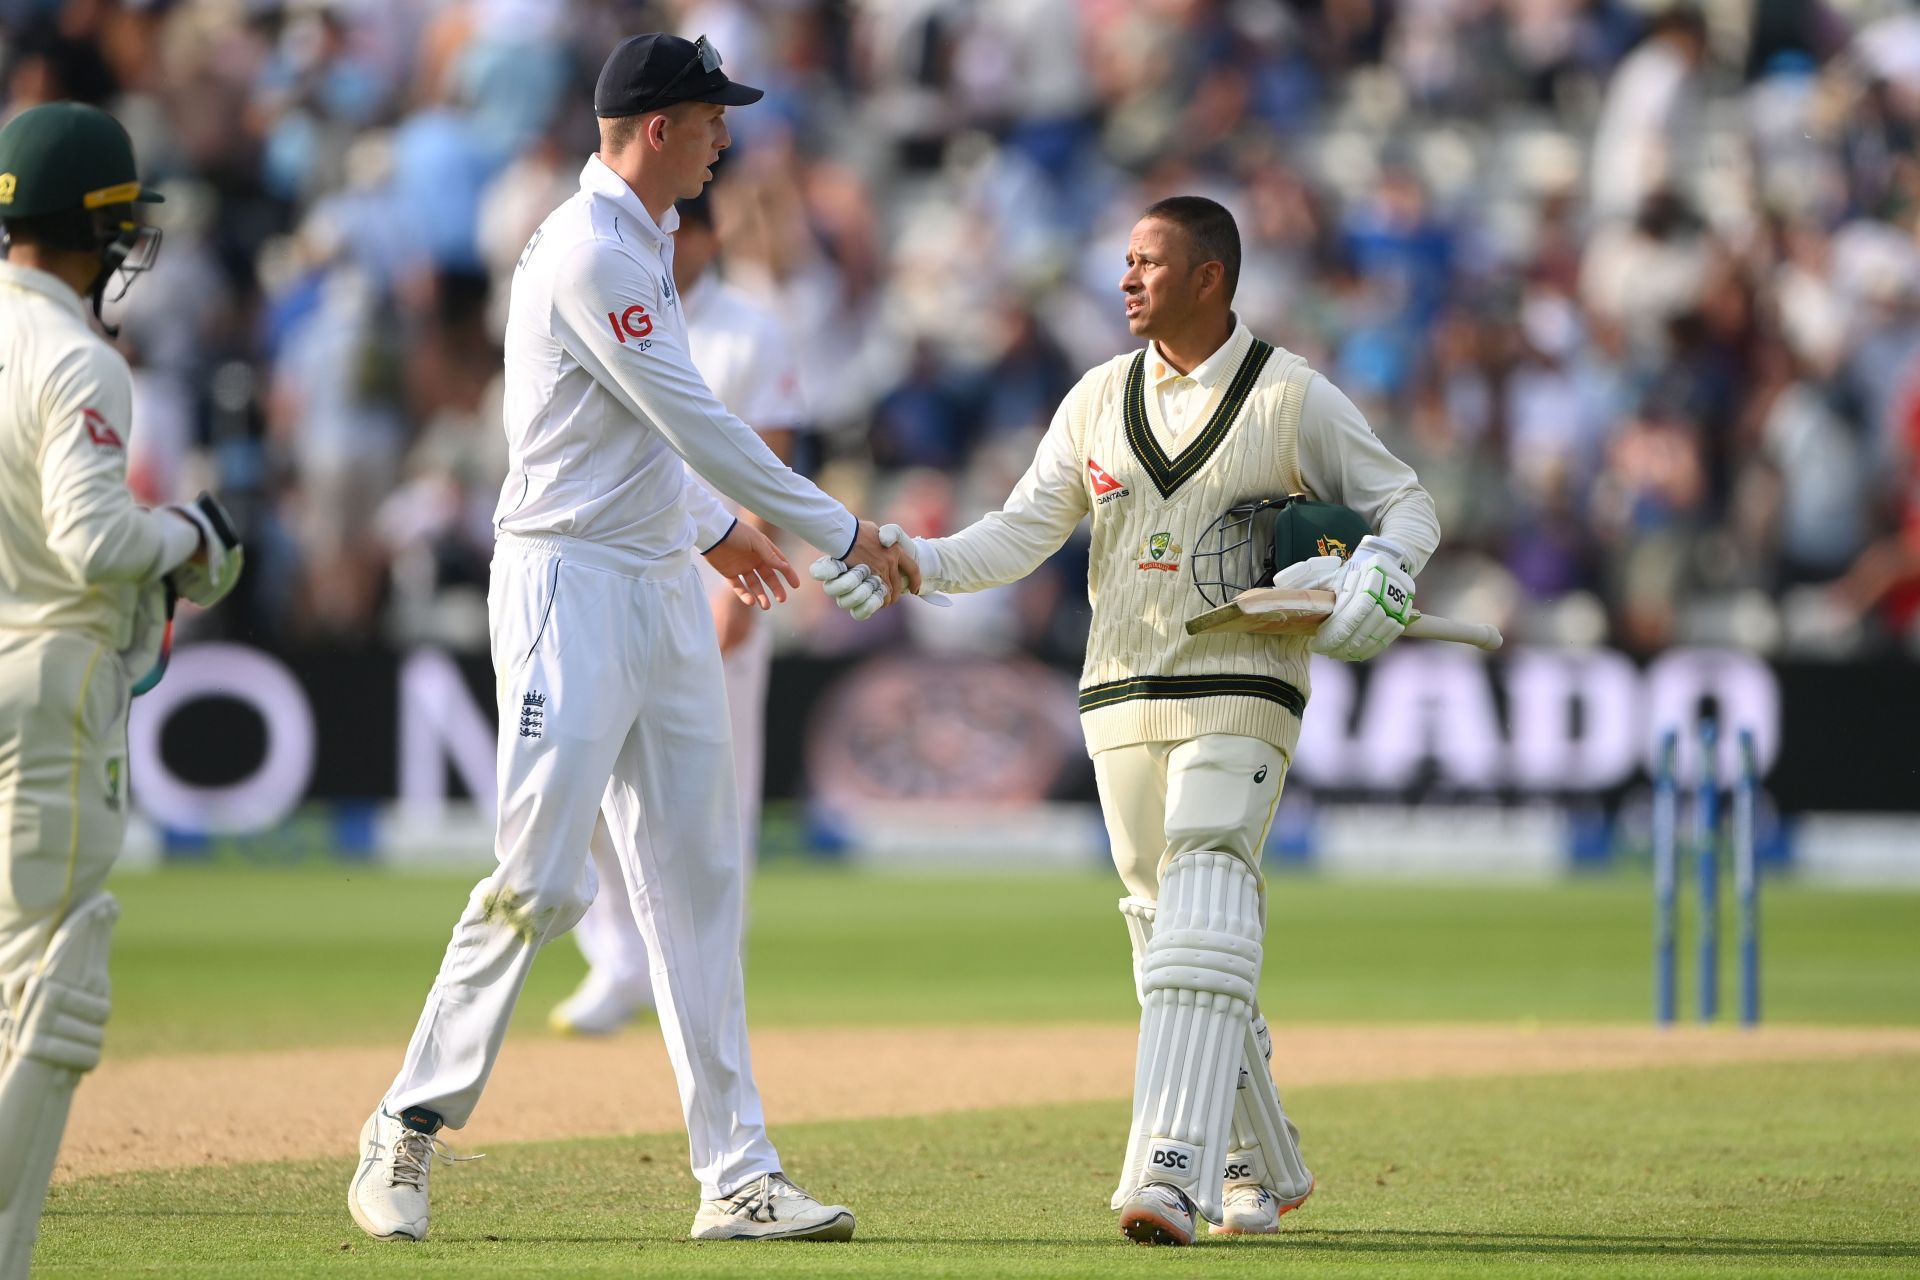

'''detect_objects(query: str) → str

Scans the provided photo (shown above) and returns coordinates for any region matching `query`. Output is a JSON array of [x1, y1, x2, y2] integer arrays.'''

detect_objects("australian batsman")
[[0, 103, 242, 1278], [815, 196, 1440, 1244]]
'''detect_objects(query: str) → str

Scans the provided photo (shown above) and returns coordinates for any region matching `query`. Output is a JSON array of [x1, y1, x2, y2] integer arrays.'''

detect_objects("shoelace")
[[721, 1173, 808, 1223], [387, 1127, 483, 1190]]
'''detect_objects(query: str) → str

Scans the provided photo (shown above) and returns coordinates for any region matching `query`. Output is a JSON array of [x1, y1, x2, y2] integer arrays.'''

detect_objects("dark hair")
[[1142, 195, 1241, 301]]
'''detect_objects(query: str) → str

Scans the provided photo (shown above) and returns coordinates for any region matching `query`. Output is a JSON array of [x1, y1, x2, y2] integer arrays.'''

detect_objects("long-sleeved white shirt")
[[921, 322, 1441, 594], [681, 272, 807, 521], [685, 274, 807, 436], [0, 262, 198, 647], [493, 156, 856, 563]]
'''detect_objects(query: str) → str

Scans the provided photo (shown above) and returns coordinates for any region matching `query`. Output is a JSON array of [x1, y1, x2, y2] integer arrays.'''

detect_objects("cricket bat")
[[1185, 588, 1504, 651]]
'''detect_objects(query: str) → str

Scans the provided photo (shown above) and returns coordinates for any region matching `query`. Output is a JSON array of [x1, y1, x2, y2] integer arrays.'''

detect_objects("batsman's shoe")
[[689, 1172, 856, 1241], [1208, 1179, 1314, 1236], [1119, 1182, 1197, 1246], [548, 971, 652, 1037], [348, 1107, 476, 1242]]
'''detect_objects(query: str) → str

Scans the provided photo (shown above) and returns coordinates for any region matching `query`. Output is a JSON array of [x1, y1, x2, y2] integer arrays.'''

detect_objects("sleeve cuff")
[[1359, 534, 1413, 575], [838, 514, 860, 561], [699, 517, 739, 555], [153, 509, 202, 577], [914, 536, 944, 594]]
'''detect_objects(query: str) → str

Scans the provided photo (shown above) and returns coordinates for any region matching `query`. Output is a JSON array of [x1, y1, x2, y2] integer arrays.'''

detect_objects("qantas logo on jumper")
[[1087, 457, 1129, 504], [82, 408, 123, 451], [606, 303, 654, 351]]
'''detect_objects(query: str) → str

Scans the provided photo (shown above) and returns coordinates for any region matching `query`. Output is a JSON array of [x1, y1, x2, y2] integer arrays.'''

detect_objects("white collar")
[[1147, 316, 1251, 390], [0, 260, 87, 318], [578, 155, 681, 243]]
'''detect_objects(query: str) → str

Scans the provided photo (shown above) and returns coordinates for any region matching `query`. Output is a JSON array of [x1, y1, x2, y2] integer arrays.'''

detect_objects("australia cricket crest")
[[1138, 530, 1182, 572]]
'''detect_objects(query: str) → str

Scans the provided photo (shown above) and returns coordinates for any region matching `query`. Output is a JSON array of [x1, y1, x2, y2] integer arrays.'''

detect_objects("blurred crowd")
[[8, 0, 1920, 660]]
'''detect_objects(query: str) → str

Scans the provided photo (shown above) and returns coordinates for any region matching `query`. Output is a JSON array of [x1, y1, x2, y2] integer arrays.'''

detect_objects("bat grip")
[[1406, 613, 1504, 651]]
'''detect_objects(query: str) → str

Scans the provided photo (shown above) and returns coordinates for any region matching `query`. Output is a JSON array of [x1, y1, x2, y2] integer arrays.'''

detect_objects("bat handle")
[[1406, 612, 1504, 651]]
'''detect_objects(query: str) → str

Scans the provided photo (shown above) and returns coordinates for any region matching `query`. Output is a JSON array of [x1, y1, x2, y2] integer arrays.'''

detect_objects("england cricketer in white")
[[0, 103, 243, 1280], [347, 34, 915, 1245], [551, 189, 804, 1036], [818, 196, 1441, 1245]]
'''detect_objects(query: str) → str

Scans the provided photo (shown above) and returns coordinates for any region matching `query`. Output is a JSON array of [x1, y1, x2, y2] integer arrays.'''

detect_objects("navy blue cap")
[[594, 33, 764, 118]]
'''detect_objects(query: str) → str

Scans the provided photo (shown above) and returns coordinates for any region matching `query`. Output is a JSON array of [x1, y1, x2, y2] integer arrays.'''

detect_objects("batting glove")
[[810, 557, 888, 621], [120, 579, 172, 694], [811, 523, 953, 620], [166, 492, 244, 608], [878, 522, 951, 600], [1269, 554, 1347, 592], [1313, 535, 1415, 663]]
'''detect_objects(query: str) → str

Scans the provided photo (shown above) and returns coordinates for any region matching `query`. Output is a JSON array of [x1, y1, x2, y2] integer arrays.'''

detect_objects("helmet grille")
[[1190, 497, 1295, 608]]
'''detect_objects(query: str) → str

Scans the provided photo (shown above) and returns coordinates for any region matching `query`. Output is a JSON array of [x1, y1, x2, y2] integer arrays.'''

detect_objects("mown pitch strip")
[[59, 1022, 1920, 1180]]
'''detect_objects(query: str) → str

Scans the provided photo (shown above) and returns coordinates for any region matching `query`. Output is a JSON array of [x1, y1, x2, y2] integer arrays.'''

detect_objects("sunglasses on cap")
[[644, 35, 723, 113]]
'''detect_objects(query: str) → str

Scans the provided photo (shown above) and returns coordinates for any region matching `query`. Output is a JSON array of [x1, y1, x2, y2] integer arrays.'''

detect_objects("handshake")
[[696, 517, 946, 620], [809, 521, 949, 621]]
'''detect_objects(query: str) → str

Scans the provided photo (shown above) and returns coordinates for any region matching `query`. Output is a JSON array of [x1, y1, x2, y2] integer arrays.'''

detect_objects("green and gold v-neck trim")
[[1122, 336, 1275, 499]]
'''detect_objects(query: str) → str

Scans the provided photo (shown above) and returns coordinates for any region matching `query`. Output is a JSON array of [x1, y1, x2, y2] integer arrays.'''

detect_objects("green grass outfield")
[[40, 1056, 1920, 1277], [102, 865, 1920, 1055], [34, 864, 1920, 1276]]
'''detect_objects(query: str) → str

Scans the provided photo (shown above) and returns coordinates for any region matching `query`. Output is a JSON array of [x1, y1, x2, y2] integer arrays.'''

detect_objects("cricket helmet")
[[0, 102, 164, 326], [1190, 494, 1374, 607]]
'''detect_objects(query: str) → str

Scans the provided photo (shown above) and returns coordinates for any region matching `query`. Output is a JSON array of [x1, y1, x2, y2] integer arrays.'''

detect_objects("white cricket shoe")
[[348, 1108, 474, 1242], [689, 1172, 856, 1241], [548, 970, 651, 1036], [1209, 1178, 1314, 1235], [1118, 1182, 1197, 1246]]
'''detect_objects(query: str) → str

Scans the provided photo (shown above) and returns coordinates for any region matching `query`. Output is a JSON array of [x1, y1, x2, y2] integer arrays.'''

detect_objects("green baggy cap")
[[1269, 496, 1374, 570], [0, 102, 164, 220]]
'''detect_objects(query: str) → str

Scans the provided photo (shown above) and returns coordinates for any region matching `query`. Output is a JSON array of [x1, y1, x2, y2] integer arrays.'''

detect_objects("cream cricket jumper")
[[919, 319, 1440, 759]]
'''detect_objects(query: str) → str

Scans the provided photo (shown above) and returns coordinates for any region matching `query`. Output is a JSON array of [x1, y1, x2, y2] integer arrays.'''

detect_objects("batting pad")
[[1225, 1013, 1313, 1199], [1114, 852, 1261, 1224], [0, 892, 118, 1280]]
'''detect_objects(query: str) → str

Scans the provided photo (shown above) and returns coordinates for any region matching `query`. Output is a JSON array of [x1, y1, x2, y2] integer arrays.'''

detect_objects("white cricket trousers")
[[1092, 734, 1287, 898], [0, 630, 128, 1280], [384, 533, 780, 1198], [0, 630, 127, 983], [573, 601, 770, 988]]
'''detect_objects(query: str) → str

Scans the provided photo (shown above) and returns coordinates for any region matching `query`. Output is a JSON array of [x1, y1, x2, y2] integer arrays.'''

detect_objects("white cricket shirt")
[[494, 157, 855, 563], [684, 275, 805, 435], [0, 262, 198, 647], [682, 273, 806, 518]]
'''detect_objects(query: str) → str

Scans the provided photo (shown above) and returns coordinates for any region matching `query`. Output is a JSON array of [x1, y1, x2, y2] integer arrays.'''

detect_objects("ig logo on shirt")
[[607, 304, 654, 348]]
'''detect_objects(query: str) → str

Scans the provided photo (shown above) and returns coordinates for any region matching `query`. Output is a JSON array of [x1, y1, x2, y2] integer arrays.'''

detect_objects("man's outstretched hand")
[[703, 521, 800, 610]]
